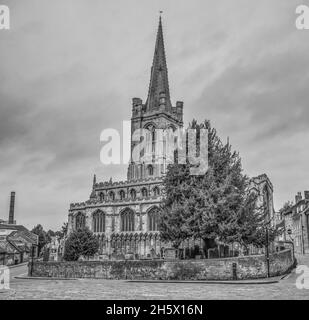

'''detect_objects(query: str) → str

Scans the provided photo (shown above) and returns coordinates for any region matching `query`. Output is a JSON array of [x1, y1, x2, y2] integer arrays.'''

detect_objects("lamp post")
[[287, 228, 295, 262], [30, 244, 36, 277], [301, 224, 305, 255]]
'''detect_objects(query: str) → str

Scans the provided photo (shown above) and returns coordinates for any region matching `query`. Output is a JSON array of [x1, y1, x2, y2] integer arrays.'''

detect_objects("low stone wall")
[[29, 249, 294, 280]]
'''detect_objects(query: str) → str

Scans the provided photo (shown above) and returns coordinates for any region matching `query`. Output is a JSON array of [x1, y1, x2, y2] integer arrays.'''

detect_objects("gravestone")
[[125, 253, 134, 260], [164, 248, 177, 260]]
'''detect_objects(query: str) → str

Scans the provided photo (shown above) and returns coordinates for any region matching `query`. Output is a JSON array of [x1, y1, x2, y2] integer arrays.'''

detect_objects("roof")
[[0, 240, 19, 254], [0, 223, 28, 232], [0, 224, 38, 244]]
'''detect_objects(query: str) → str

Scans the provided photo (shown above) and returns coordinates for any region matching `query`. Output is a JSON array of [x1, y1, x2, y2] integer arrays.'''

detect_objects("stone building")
[[0, 224, 38, 265], [46, 236, 65, 262], [0, 192, 38, 265], [280, 191, 309, 254], [67, 17, 275, 259]]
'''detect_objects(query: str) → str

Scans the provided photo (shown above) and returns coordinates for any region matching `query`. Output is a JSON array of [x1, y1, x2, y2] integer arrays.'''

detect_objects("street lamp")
[[265, 225, 270, 278], [30, 244, 37, 277], [301, 225, 305, 255], [287, 228, 295, 262]]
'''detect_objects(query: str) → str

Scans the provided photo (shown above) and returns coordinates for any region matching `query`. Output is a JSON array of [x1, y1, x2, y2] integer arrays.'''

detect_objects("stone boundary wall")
[[29, 249, 293, 280]]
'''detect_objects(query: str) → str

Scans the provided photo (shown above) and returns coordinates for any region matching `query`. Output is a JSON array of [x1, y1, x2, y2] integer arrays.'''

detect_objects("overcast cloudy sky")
[[0, 0, 308, 231]]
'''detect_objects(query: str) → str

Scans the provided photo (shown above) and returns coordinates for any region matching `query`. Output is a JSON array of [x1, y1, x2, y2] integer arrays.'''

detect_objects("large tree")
[[54, 222, 68, 239], [63, 227, 99, 261], [31, 224, 49, 255], [159, 119, 278, 254], [220, 192, 279, 251]]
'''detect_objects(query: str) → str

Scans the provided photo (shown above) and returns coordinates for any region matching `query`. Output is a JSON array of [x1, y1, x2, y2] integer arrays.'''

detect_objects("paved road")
[[1, 256, 309, 300], [8, 263, 28, 282]]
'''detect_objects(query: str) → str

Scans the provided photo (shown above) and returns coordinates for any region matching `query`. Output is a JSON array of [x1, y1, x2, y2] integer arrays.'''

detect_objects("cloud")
[[0, 0, 308, 229]]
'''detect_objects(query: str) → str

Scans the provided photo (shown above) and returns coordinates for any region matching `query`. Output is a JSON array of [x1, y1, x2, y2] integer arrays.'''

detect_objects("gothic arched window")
[[109, 191, 115, 201], [119, 190, 125, 200], [93, 211, 105, 233], [121, 209, 135, 232], [145, 123, 156, 161], [99, 192, 104, 202], [75, 212, 85, 230], [141, 188, 148, 197], [153, 187, 160, 197], [130, 189, 136, 200], [148, 165, 154, 176], [148, 207, 160, 231]]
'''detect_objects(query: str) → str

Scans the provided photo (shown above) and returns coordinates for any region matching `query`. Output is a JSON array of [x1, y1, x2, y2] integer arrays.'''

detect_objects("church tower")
[[127, 16, 184, 181]]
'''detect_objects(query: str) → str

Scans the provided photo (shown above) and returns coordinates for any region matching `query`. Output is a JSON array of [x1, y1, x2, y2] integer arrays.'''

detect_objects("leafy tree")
[[47, 229, 55, 236], [278, 201, 293, 219], [63, 227, 99, 261], [279, 201, 293, 211], [31, 224, 49, 255], [61, 222, 68, 237], [220, 192, 279, 251], [160, 119, 278, 254], [54, 222, 68, 239], [46, 229, 55, 242]]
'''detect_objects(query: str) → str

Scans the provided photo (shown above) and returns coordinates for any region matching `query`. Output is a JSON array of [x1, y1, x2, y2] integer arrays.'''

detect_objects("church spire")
[[146, 15, 171, 111]]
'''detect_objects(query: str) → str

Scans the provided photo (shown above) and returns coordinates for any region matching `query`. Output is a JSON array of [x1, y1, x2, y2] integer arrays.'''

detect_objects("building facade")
[[0, 224, 38, 265], [281, 191, 309, 254], [0, 192, 38, 265], [67, 18, 275, 259]]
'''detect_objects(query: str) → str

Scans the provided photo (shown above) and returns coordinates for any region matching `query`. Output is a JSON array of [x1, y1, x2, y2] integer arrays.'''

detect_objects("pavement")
[[0, 254, 308, 300]]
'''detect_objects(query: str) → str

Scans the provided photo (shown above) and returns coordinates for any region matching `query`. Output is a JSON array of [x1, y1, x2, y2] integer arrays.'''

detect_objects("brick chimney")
[[8, 191, 15, 224]]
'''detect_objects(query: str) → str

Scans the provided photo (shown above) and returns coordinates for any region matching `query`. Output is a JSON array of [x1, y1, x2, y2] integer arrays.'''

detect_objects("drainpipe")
[[265, 226, 270, 278]]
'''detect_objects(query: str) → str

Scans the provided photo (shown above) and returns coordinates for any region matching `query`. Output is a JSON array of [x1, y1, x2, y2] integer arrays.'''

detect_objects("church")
[[67, 17, 275, 259]]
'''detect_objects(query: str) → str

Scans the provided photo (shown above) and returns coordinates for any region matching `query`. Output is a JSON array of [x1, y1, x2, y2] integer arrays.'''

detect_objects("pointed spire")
[[146, 15, 171, 111]]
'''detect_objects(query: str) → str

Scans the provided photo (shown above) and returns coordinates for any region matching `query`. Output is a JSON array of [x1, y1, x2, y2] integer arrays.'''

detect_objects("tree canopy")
[[63, 227, 99, 261], [31, 224, 49, 255], [159, 119, 278, 252]]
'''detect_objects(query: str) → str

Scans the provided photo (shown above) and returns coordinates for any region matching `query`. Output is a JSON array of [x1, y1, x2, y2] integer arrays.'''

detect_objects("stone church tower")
[[127, 16, 183, 181], [67, 17, 180, 259]]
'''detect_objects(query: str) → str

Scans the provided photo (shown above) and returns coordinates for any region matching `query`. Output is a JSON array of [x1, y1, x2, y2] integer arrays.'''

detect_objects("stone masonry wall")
[[29, 249, 293, 280]]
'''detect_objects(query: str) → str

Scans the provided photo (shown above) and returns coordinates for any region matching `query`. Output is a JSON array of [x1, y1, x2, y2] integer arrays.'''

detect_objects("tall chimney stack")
[[8, 191, 15, 224]]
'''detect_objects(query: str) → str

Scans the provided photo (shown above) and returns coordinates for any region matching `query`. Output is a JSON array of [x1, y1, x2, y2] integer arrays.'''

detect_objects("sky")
[[0, 0, 308, 231]]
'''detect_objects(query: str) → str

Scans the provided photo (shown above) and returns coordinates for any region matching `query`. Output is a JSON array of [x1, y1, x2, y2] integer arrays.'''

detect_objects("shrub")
[[63, 228, 99, 261]]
